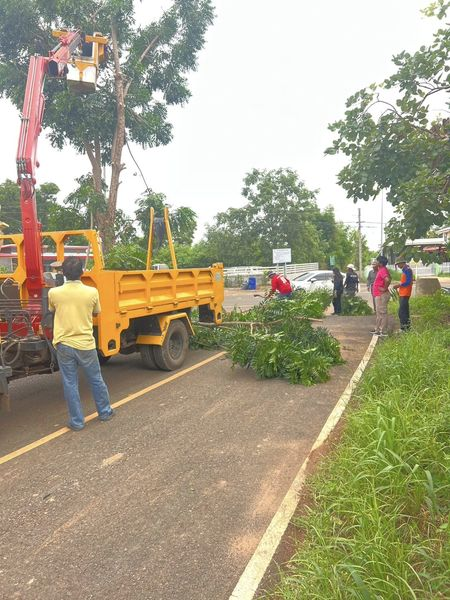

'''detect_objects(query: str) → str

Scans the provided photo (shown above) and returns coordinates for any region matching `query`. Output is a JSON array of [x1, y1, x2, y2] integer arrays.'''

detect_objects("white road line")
[[229, 335, 379, 600]]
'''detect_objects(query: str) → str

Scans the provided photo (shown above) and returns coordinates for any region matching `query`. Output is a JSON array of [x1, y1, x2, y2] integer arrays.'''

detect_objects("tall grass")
[[263, 298, 450, 599], [389, 290, 450, 329]]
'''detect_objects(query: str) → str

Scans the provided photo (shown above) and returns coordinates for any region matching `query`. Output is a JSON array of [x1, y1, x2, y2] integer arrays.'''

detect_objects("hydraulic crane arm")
[[16, 30, 107, 300]]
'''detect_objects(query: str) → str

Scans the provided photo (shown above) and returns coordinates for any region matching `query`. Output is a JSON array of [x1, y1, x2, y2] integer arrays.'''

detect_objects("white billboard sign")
[[272, 248, 292, 264]]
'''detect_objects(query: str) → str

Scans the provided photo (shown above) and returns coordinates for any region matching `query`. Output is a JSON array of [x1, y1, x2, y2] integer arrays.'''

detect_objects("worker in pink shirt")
[[371, 255, 391, 337]]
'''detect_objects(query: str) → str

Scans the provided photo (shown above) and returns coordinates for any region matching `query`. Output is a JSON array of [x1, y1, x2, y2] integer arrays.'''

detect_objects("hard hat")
[[50, 260, 63, 269], [346, 264, 355, 270]]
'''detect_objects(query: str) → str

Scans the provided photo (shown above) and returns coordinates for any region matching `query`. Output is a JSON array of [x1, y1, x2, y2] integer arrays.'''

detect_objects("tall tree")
[[0, 0, 214, 249], [205, 169, 325, 266], [325, 3, 450, 246]]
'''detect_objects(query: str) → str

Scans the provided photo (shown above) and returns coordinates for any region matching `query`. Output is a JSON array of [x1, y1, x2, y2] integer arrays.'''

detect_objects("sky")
[[0, 0, 440, 251]]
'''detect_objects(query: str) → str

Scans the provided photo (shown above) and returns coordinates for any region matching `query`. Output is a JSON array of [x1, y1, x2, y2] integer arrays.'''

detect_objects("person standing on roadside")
[[332, 267, 344, 314], [48, 257, 114, 431], [366, 259, 378, 311], [267, 271, 292, 299], [371, 255, 391, 337], [344, 264, 359, 297], [392, 257, 413, 331]]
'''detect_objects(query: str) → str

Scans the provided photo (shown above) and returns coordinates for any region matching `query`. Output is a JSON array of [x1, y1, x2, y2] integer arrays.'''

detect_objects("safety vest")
[[399, 266, 413, 297]]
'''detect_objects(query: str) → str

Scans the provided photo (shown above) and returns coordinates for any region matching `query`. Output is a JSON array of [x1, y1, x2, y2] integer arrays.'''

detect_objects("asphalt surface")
[[0, 292, 376, 600]]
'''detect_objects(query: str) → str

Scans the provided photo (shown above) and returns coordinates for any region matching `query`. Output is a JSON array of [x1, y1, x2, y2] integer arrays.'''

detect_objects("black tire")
[[153, 320, 189, 371], [139, 344, 158, 369], [97, 352, 111, 365]]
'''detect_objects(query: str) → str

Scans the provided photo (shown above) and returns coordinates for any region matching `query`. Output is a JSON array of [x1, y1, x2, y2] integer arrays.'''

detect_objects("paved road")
[[0, 296, 375, 599]]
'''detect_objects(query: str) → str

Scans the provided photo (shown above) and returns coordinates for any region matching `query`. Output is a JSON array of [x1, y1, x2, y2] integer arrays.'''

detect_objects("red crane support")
[[16, 31, 82, 301]]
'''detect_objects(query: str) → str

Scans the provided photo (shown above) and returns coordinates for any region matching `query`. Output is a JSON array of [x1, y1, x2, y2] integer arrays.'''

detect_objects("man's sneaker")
[[379, 332, 388, 337], [99, 409, 115, 422], [370, 329, 379, 334], [68, 423, 85, 431]]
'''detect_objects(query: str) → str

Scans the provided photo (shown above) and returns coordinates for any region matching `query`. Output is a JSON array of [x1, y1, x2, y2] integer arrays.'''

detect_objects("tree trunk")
[[103, 19, 127, 252], [83, 135, 104, 230]]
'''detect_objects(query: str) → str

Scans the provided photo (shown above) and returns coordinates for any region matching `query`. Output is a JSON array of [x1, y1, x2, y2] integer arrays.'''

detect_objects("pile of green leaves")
[[226, 290, 332, 323], [341, 294, 373, 315], [192, 290, 342, 385], [265, 295, 450, 599], [228, 321, 342, 385]]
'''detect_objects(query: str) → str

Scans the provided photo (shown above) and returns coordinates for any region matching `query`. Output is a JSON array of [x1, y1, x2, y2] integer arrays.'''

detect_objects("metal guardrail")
[[223, 263, 319, 278]]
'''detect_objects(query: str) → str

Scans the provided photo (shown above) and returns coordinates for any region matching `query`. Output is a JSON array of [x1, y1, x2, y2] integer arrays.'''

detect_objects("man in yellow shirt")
[[48, 257, 114, 430]]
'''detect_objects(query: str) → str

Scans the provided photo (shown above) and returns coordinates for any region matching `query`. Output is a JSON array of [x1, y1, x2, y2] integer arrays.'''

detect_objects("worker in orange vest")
[[392, 257, 413, 331]]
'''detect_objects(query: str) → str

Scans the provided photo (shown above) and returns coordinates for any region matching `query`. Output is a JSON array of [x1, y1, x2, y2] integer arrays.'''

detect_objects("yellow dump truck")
[[0, 212, 224, 409], [0, 28, 223, 410]]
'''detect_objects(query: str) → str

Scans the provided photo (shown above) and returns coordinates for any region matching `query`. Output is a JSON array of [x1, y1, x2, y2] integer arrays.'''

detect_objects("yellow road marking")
[[0, 351, 226, 467]]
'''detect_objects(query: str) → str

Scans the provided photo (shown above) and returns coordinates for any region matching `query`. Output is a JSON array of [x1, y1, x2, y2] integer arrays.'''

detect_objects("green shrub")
[[341, 294, 373, 315], [192, 292, 342, 385]]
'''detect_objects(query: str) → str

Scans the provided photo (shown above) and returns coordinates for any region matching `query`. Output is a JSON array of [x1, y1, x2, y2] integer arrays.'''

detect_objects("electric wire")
[[126, 139, 151, 196]]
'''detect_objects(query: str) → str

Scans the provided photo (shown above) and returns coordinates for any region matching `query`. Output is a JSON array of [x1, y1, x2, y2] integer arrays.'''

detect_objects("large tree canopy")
[[325, 3, 450, 246], [0, 0, 214, 248], [201, 168, 367, 268]]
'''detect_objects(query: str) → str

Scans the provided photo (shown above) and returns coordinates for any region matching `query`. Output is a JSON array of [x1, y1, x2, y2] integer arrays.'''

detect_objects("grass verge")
[[263, 294, 450, 599]]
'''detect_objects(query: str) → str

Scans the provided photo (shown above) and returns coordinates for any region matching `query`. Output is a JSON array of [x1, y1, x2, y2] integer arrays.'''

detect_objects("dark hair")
[[332, 267, 340, 274], [376, 255, 388, 267], [62, 257, 83, 280]]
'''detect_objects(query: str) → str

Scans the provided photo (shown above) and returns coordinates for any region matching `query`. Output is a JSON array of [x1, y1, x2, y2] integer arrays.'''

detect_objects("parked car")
[[291, 270, 336, 292]]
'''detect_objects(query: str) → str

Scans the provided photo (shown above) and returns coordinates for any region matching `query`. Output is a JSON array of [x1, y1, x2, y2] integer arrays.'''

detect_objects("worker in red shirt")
[[267, 271, 292, 299]]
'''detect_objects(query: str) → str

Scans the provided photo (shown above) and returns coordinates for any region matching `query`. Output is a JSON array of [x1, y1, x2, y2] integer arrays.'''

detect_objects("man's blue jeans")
[[56, 343, 112, 430]]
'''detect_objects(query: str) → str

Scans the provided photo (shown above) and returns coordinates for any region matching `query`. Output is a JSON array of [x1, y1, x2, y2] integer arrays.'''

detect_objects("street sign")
[[272, 248, 291, 264], [329, 255, 336, 266]]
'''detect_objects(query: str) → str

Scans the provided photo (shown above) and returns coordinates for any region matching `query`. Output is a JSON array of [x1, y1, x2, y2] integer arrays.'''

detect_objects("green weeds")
[[389, 290, 450, 329], [262, 296, 450, 599]]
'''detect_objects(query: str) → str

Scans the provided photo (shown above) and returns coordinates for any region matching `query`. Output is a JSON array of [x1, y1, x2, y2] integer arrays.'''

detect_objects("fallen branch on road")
[[192, 290, 342, 385]]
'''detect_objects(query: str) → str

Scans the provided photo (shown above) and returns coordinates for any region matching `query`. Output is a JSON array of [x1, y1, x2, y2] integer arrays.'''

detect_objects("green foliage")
[[104, 242, 146, 270], [0, 0, 214, 158], [408, 290, 450, 327], [202, 169, 365, 268], [192, 291, 342, 385], [341, 294, 373, 315], [389, 290, 450, 328], [0, 179, 61, 233], [226, 320, 342, 385], [266, 302, 450, 598], [135, 190, 197, 247], [326, 7, 450, 248], [153, 241, 216, 268]]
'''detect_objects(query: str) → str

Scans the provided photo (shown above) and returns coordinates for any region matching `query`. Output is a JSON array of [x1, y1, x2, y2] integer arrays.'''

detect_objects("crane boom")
[[16, 30, 106, 300]]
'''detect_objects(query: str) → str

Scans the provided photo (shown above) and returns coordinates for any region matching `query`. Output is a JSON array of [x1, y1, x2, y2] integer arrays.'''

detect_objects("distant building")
[[436, 226, 450, 244]]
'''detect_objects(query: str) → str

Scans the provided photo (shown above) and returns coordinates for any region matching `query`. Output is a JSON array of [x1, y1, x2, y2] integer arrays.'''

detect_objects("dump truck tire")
[[153, 320, 189, 371], [139, 344, 158, 369], [97, 352, 111, 365]]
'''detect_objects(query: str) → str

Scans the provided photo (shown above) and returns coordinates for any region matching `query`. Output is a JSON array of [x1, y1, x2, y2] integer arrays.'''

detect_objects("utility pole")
[[358, 208, 363, 278]]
